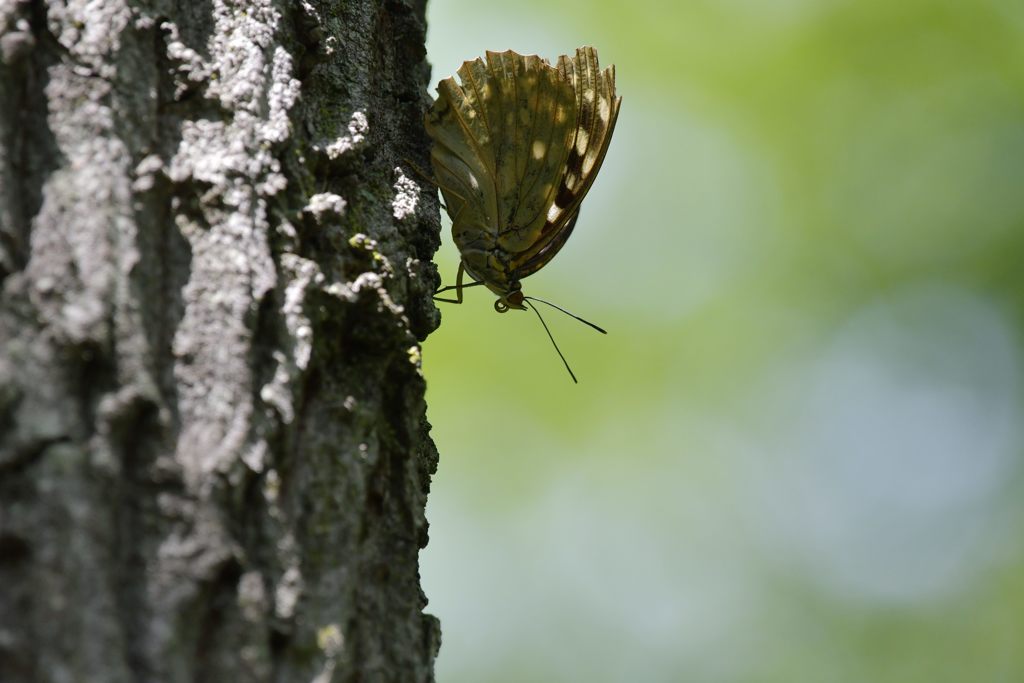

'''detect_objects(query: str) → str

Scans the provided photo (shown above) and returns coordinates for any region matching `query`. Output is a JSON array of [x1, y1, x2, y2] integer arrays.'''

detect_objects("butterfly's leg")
[[433, 262, 467, 304], [401, 157, 437, 187]]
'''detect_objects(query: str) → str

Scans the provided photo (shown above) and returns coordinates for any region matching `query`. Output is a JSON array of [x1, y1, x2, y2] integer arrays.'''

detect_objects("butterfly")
[[424, 46, 621, 381]]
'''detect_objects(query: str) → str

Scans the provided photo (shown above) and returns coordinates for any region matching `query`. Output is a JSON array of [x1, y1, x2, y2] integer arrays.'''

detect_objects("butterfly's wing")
[[426, 52, 580, 288], [426, 47, 620, 290], [507, 46, 622, 278]]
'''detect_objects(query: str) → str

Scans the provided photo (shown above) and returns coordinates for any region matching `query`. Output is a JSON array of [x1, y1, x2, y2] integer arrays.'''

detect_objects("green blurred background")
[[420, 1, 1024, 680]]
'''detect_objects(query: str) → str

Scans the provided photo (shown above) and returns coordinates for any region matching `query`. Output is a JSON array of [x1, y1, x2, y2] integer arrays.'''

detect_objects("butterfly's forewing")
[[508, 47, 622, 278], [558, 47, 622, 218]]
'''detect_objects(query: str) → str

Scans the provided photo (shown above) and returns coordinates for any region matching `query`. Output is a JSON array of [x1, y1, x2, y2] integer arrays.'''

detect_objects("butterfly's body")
[[426, 47, 620, 313]]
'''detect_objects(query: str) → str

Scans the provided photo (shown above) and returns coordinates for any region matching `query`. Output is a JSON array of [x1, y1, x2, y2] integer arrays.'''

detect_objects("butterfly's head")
[[494, 286, 526, 313]]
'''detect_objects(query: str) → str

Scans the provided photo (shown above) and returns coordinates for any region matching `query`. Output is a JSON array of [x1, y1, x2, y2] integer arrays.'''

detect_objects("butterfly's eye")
[[494, 289, 526, 313]]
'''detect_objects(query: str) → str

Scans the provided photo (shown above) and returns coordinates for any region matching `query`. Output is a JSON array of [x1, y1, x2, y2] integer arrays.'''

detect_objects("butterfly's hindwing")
[[426, 77, 496, 237]]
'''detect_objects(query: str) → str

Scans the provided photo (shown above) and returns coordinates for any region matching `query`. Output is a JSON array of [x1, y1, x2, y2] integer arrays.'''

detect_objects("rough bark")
[[0, 0, 441, 681]]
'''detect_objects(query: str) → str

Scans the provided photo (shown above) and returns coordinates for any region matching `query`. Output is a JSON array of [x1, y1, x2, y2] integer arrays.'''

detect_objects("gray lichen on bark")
[[0, 0, 442, 681]]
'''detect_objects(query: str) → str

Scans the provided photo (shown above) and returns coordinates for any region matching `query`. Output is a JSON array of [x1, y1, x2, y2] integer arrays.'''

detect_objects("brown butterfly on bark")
[[424, 46, 622, 382]]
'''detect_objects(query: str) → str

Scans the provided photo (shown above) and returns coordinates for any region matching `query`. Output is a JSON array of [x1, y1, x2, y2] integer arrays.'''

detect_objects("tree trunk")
[[0, 0, 441, 681]]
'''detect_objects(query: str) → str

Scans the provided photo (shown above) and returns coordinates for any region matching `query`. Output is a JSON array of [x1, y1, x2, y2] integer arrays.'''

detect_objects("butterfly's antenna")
[[524, 296, 607, 334], [525, 300, 578, 384]]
